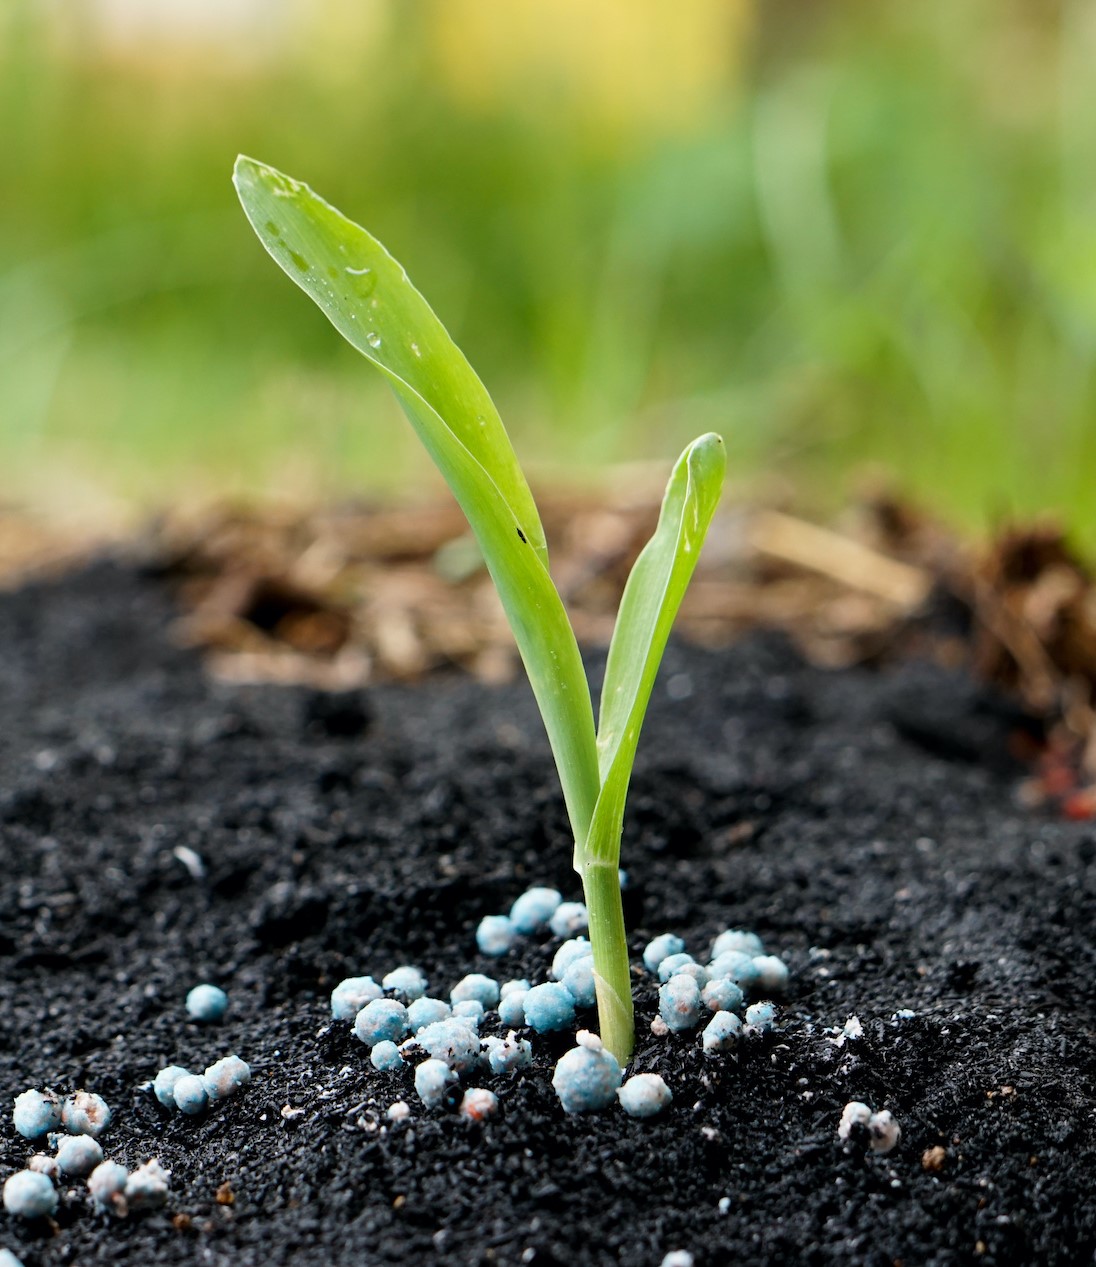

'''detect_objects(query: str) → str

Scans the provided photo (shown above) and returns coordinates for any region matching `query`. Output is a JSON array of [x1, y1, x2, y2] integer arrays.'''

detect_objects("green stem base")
[[581, 857, 634, 1065]]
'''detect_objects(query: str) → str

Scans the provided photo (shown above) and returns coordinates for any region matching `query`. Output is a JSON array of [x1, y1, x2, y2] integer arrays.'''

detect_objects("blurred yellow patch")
[[430, 0, 750, 139]]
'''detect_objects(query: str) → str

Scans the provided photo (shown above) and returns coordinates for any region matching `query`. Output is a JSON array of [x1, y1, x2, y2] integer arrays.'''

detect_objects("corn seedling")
[[233, 157, 724, 1062]]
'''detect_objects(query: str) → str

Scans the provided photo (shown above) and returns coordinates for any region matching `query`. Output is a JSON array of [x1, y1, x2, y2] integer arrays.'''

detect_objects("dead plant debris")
[[6, 490, 1096, 815], [141, 497, 1096, 813]]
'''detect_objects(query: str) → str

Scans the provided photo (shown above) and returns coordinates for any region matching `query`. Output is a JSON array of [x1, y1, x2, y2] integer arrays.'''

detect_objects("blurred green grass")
[[2, 0, 1095, 545]]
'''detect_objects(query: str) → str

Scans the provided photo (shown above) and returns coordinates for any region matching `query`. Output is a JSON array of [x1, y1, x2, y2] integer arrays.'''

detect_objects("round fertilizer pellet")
[[27, 1154, 58, 1180], [660, 1253, 694, 1267], [561, 956, 597, 1008], [56, 1134, 104, 1178], [382, 965, 428, 1001], [656, 953, 695, 982], [370, 1040, 405, 1072], [172, 1074, 209, 1116], [185, 983, 228, 1022], [450, 973, 500, 1009], [202, 1055, 251, 1101], [509, 886, 562, 934], [413, 1018, 481, 1072], [658, 955, 707, 987], [837, 1101, 872, 1141], [500, 978, 530, 997], [710, 929, 763, 960], [523, 982, 576, 1032], [12, 1089, 62, 1140], [750, 954, 789, 994], [87, 1160, 129, 1212], [414, 1058, 458, 1109], [643, 934, 685, 973], [707, 951, 760, 989], [386, 1101, 411, 1122], [407, 996, 451, 1033], [658, 975, 701, 1031], [483, 1033, 533, 1075], [476, 915, 516, 957], [330, 976, 383, 1021], [702, 978, 744, 1014], [675, 962, 709, 986], [497, 991, 526, 1027], [152, 1065, 192, 1110], [702, 1011, 743, 1053], [869, 1109, 901, 1154], [552, 1033, 622, 1113], [2, 1171, 58, 1219], [618, 1073, 672, 1118], [452, 999, 485, 1027], [0, 1248, 26, 1267], [549, 901, 588, 938], [124, 1159, 170, 1211], [62, 1092, 111, 1138], [459, 1088, 499, 1121], [551, 937, 593, 981], [745, 1001, 776, 1032], [354, 999, 410, 1047]]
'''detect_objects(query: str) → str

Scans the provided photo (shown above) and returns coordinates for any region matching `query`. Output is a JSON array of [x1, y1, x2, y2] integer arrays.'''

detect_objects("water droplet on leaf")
[[366, 331, 382, 348], [344, 266, 376, 299]]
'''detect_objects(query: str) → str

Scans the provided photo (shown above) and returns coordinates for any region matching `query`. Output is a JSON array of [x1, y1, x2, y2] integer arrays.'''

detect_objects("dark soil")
[[2, 560, 1095, 1267]]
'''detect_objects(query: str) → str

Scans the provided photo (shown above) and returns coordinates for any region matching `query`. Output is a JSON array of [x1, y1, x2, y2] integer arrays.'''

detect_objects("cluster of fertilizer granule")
[[333, 957, 552, 1111], [474, 885, 591, 957], [151, 1054, 250, 1117], [330, 899, 795, 1122], [550, 1037, 674, 1120], [12, 1089, 110, 1141], [4, 1087, 170, 1223], [87, 1159, 171, 1218], [642, 927, 788, 1054], [838, 1100, 902, 1154], [333, 941, 603, 1112]]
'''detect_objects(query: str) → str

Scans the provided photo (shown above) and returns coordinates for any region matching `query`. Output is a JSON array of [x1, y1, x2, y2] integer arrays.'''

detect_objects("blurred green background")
[[2, 0, 1095, 542]]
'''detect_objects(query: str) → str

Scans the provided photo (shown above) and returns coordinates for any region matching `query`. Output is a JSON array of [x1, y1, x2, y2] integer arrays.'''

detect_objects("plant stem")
[[581, 856, 634, 1065]]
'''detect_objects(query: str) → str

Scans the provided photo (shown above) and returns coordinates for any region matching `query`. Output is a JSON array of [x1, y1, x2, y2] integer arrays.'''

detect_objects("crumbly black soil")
[[2, 561, 1095, 1267]]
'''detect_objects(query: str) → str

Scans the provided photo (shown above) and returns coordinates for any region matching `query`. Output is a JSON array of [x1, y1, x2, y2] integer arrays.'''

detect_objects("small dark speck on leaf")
[[516, 527, 527, 544]]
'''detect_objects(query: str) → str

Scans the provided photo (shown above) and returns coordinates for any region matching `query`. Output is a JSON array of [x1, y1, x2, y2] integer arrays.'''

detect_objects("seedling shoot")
[[234, 156, 725, 1062]]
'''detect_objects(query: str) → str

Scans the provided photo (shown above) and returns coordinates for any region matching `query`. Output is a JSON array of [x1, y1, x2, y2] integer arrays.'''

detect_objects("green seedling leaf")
[[233, 156, 600, 843], [587, 432, 726, 866], [578, 433, 723, 1059], [233, 157, 547, 564]]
